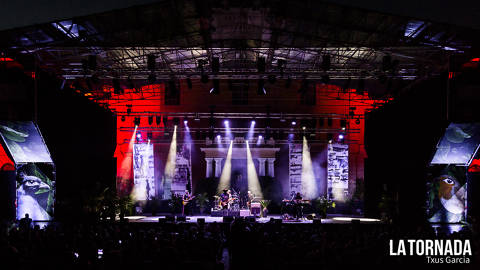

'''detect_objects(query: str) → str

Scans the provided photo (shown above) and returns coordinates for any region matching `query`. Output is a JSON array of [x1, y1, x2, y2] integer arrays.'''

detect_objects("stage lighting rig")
[[134, 117, 140, 126], [162, 116, 168, 127], [257, 79, 266, 95], [210, 79, 220, 94], [156, 116, 161, 125], [148, 116, 153, 125], [340, 119, 347, 130]]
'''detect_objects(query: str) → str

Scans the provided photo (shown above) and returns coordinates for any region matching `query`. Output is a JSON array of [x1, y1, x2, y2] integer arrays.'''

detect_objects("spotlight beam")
[[301, 136, 317, 199], [163, 126, 177, 198], [246, 141, 263, 199], [217, 141, 233, 194]]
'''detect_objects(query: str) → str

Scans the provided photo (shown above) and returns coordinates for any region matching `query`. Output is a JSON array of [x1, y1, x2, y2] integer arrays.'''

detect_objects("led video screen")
[[431, 123, 480, 165], [16, 163, 55, 221], [133, 143, 155, 200], [426, 165, 466, 223], [0, 121, 53, 163]]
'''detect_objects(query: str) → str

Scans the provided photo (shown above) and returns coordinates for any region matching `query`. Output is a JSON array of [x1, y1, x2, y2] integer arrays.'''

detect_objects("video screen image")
[[431, 123, 480, 165], [16, 163, 55, 221], [0, 121, 53, 163], [426, 165, 466, 223]]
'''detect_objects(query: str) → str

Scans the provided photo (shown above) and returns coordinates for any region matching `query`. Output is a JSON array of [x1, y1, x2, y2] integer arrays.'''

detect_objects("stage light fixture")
[[340, 119, 347, 130], [251, 120, 256, 126], [257, 79, 266, 95], [173, 118, 180, 127], [184, 119, 188, 125], [355, 118, 361, 125], [148, 116, 153, 125], [126, 104, 132, 115], [280, 113, 286, 122], [291, 120, 297, 126], [302, 126, 306, 130], [210, 79, 220, 94], [327, 133, 333, 143], [121, 115, 125, 122], [134, 117, 140, 126], [224, 120, 229, 126], [162, 116, 168, 127], [155, 116, 161, 125], [137, 132, 142, 139], [338, 134, 345, 140], [217, 134, 221, 140], [194, 113, 200, 121], [258, 135, 263, 139]]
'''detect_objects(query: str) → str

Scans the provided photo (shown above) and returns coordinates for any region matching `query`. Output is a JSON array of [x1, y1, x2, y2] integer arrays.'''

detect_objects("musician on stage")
[[220, 189, 230, 209], [293, 192, 304, 220], [182, 190, 194, 216], [247, 190, 254, 210]]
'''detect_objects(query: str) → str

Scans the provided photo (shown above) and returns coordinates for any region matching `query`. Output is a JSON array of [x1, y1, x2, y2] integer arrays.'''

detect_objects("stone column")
[[257, 158, 266, 176], [205, 158, 213, 178], [214, 158, 223, 178], [267, 158, 276, 177]]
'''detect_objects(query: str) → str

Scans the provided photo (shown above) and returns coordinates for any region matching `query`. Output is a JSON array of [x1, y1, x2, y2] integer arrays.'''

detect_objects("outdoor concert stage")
[[124, 215, 381, 224]]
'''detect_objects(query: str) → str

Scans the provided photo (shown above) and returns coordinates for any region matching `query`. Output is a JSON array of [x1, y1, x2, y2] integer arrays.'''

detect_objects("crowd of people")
[[1, 217, 478, 269]]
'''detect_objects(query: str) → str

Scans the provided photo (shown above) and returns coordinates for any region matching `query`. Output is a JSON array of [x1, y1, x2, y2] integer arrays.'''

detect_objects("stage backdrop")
[[328, 143, 349, 201]]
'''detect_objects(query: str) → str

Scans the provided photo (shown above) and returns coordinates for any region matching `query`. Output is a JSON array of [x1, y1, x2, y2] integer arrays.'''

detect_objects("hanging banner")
[[133, 143, 154, 201], [327, 143, 349, 201]]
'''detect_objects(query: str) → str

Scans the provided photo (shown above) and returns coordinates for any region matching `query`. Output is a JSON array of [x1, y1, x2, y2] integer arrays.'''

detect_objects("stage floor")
[[124, 215, 381, 224]]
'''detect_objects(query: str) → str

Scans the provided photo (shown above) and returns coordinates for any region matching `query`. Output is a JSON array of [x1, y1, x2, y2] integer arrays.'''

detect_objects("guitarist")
[[220, 189, 230, 210], [182, 190, 195, 216]]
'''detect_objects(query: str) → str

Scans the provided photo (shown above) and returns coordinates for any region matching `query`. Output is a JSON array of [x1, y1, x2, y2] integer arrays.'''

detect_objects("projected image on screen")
[[133, 143, 154, 201], [427, 165, 466, 223], [0, 121, 53, 163], [431, 123, 480, 165], [16, 164, 55, 221]]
